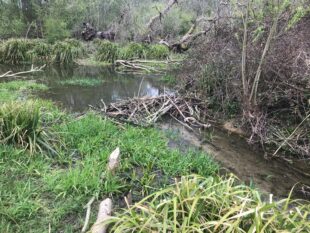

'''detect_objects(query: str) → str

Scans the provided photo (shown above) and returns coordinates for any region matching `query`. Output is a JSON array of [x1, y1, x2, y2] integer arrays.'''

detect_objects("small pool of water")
[[32, 65, 169, 112]]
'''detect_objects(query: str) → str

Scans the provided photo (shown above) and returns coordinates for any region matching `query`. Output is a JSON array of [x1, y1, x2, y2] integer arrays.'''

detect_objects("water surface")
[[35, 65, 167, 112]]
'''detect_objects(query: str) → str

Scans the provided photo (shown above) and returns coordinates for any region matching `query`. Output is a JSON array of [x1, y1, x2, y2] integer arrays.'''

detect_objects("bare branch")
[[0, 64, 46, 78]]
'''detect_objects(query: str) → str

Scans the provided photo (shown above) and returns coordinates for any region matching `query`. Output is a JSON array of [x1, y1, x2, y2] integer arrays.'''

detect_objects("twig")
[[273, 113, 310, 156], [81, 197, 95, 233]]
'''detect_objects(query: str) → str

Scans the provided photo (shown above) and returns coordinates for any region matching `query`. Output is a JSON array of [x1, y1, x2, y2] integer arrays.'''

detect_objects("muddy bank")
[[161, 120, 310, 199]]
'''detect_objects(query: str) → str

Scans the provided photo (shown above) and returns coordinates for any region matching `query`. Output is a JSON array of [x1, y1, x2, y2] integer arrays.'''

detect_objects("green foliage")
[[95, 40, 119, 63], [0, 100, 59, 154], [287, 6, 310, 29], [52, 40, 84, 64], [44, 18, 70, 43], [160, 74, 177, 85], [108, 175, 310, 232]]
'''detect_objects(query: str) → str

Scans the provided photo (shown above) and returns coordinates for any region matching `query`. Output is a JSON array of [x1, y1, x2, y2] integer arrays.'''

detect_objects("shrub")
[[95, 40, 119, 63], [0, 101, 58, 154], [108, 175, 310, 232], [44, 18, 70, 43]]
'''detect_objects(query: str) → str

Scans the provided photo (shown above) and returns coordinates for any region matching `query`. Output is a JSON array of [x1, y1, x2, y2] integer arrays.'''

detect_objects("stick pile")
[[98, 94, 211, 130]]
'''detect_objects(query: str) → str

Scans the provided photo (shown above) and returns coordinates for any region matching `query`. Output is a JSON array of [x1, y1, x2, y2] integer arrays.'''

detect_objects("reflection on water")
[[34, 65, 167, 112]]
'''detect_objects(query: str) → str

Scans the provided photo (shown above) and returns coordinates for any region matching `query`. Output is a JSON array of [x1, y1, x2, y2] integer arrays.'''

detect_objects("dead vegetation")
[[96, 94, 211, 130], [178, 5, 310, 158]]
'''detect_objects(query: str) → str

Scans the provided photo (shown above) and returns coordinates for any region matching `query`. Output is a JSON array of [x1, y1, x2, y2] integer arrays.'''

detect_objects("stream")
[[2, 64, 310, 198]]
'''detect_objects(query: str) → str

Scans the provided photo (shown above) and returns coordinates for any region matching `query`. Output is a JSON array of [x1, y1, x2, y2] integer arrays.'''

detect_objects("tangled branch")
[[97, 94, 211, 130]]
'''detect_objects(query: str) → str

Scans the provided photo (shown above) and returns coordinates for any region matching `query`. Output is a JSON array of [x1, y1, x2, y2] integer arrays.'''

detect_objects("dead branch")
[[146, 0, 179, 31], [0, 64, 46, 78], [115, 60, 164, 73], [273, 113, 310, 156], [97, 94, 211, 129]]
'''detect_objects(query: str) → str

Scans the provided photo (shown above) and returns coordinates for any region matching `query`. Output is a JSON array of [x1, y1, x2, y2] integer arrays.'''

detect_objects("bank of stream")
[[1, 64, 309, 199]]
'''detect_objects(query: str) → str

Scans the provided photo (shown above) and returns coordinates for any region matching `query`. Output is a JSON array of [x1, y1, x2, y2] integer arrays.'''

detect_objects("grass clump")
[[95, 40, 119, 63], [0, 38, 84, 65], [27, 42, 52, 63], [119, 43, 169, 60], [108, 174, 310, 232], [94, 42, 170, 63], [0, 100, 59, 154], [0, 39, 35, 64], [52, 39, 84, 64], [146, 44, 170, 59], [58, 77, 105, 87], [118, 42, 147, 60]]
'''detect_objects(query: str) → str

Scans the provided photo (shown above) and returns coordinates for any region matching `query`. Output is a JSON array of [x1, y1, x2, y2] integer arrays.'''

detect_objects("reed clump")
[[0, 100, 59, 154], [95, 40, 119, 63], [52, 39, 84, 64], [0, 38, 84, 65]]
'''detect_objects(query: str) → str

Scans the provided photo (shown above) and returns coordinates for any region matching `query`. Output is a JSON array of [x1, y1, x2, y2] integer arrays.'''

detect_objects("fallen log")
[[115, 60, 158, 73]]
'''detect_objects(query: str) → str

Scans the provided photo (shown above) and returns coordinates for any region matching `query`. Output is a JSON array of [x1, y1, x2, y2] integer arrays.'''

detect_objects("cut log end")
[[107, 147, 120, 172], [91, 198, 113, 233]]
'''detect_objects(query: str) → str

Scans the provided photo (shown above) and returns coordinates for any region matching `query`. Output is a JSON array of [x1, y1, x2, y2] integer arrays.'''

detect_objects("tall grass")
[[0, 39, 35, 64], [27, 42, 52, 63], [107, 175, 310, 232], [95, 40, 119, 63], [52, 39, 84, 64], [0, 38, 84, 65], [118, 43, 169, 60], [0, 101, 59, 154], [95, 42, 170, 63]]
